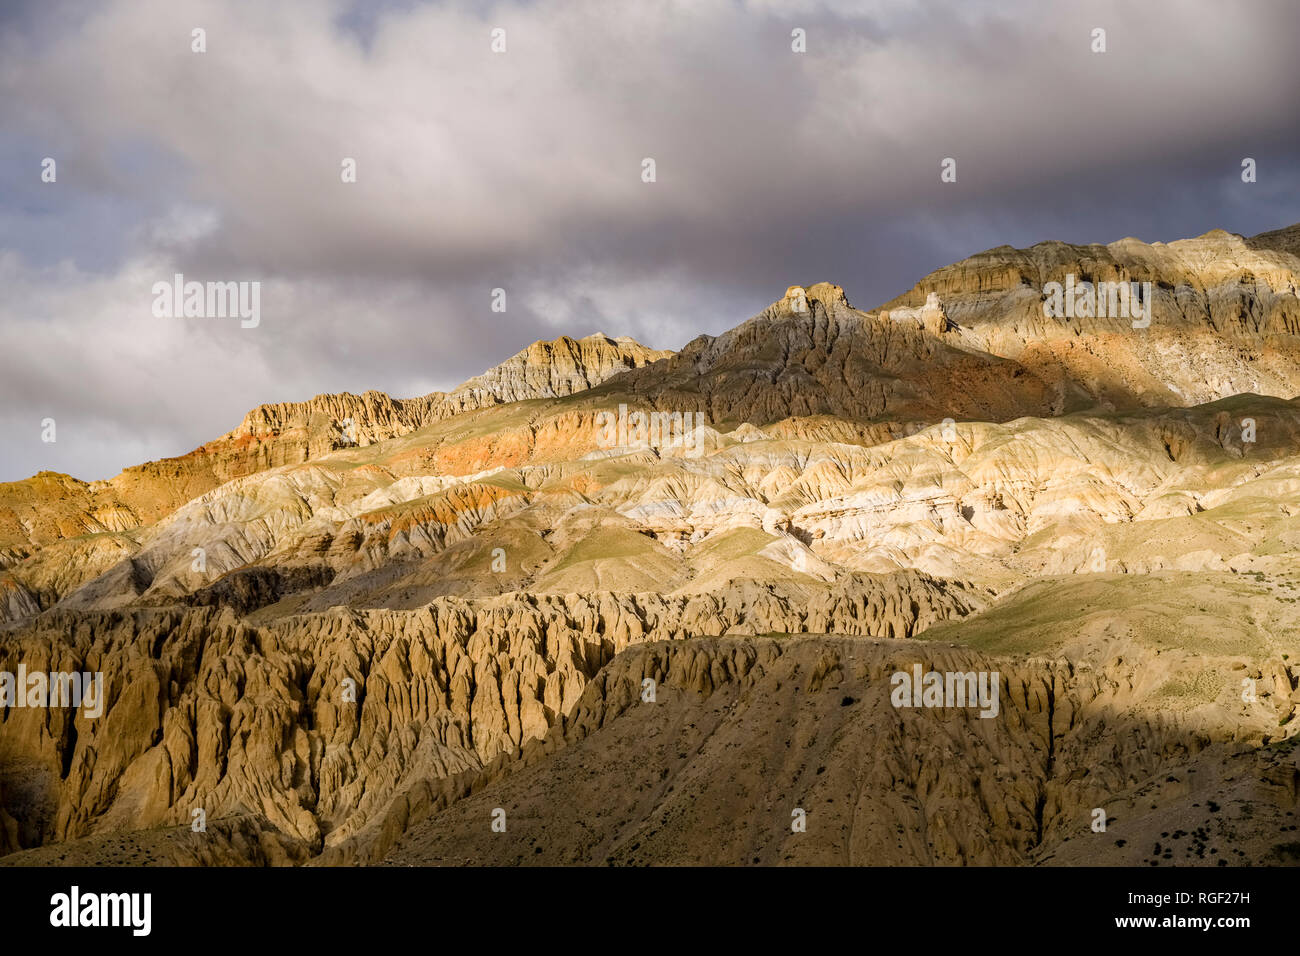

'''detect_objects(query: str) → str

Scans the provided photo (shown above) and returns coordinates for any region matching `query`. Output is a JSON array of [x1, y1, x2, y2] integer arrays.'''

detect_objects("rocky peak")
[[780, 282, 850, 315], [443, 333, 670, 411], [224, 334, 667, 450]]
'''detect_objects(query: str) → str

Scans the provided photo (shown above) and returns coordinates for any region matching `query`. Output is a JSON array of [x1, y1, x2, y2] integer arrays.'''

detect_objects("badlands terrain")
[[4, 225, 1300, 866]]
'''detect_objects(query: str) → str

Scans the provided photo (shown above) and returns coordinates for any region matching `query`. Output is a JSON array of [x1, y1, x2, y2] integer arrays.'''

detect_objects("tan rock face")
[[880, 228, 1300, 405], [0, 572, 974, 858], [372, 631, 1297, 867]]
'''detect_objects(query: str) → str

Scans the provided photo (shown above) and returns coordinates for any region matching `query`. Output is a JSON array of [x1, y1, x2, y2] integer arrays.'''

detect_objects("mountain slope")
[[626, 227, 1300, 428], [0, 334, 668, 608], [376, 625, 1299, 867]]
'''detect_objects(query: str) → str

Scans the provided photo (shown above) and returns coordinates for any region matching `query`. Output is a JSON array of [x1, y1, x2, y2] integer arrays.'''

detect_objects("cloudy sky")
[[2, 0, 1298, 482]]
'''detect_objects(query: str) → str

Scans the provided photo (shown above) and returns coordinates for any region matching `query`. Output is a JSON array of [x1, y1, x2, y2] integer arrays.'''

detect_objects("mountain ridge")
[[0, 332, 669, 567]]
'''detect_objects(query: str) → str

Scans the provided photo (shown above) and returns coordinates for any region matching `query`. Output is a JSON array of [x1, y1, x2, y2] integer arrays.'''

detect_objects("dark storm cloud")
[[1, 0, 1297, 481]]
